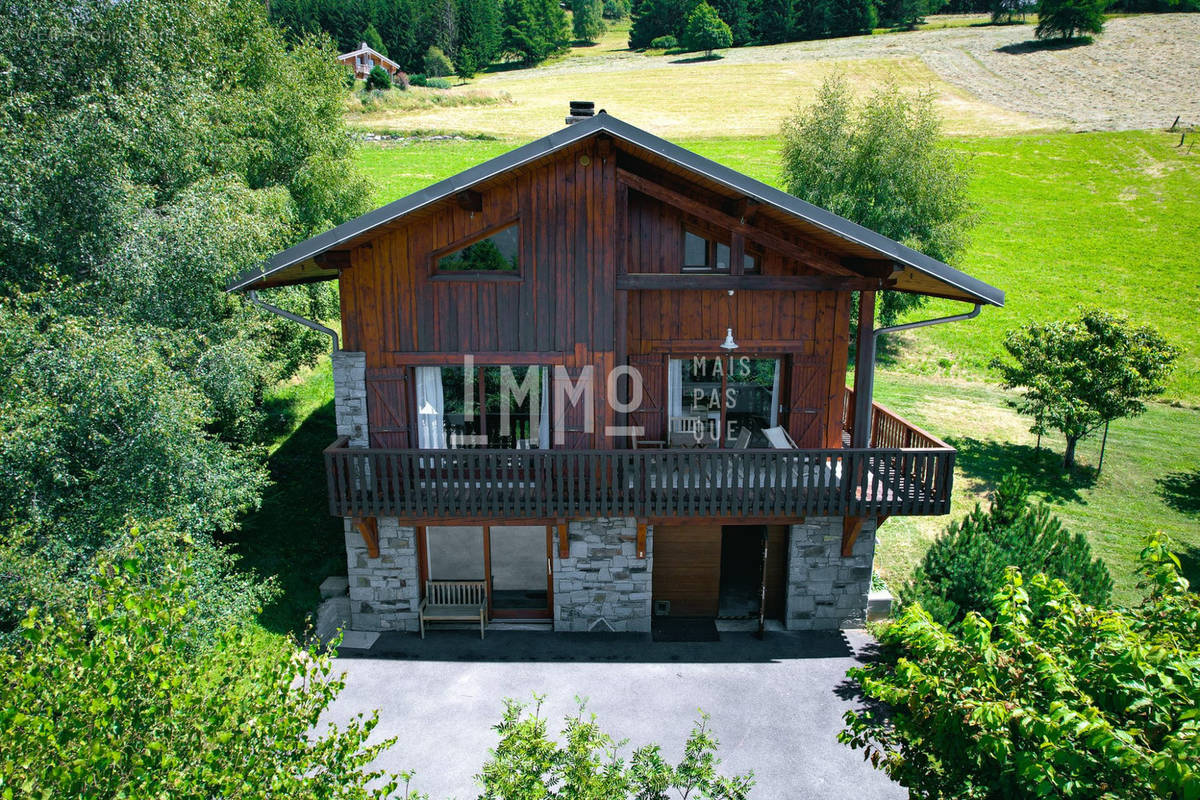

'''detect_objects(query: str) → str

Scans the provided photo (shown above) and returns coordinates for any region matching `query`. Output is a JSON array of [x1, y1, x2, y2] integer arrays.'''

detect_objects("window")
[[681, 228, 760, 273], [435, 224, 520, 273], [414, 364, 549, 449], [668, 356, 780, 447]]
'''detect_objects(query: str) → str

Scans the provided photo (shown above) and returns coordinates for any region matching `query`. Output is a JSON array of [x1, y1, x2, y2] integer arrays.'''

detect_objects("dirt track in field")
[[492, 14, 1200, 134]]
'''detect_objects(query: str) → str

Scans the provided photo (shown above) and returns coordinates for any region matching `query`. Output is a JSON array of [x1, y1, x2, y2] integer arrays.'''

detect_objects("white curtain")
[[770, 360, 781, 427], [538, 367, 550, 449], [415, 366, 446, 449], [667, 359, 683, 419]]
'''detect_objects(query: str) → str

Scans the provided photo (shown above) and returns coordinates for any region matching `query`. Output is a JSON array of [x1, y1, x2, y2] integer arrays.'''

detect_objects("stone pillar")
[[784, 517, 876, 630], [553, 518, 653, 633], [345, 517, 420, 632], [331, 350, 368, 447]]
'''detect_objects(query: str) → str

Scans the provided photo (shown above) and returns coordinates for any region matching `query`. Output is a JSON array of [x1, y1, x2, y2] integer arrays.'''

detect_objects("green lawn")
[[871, 370, 1200, 606]]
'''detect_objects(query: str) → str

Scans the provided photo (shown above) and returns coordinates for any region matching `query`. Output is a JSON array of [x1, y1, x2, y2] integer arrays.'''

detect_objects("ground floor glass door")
[[423, 525, 551, 620], [488, 525, 551, 618]]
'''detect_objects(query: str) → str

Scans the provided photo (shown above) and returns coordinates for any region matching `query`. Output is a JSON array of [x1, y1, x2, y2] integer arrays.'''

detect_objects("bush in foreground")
[[649, 34, 679, 48], [479, 697, 754, 798], [901, 471, 1112, 626], [843, 533, 1200, 799], [0, 542, 400, 799]]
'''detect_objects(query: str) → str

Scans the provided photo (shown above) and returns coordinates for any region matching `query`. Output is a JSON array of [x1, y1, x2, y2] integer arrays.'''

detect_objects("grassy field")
[[346, 54, 1043, 139], [872, 371, 1200, 605]]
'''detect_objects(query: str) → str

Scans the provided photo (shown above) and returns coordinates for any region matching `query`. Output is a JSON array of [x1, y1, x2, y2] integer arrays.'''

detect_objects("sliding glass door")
[[415, 365, 550, 449], [668, 356, 780, 447], [423, 525, 552, 620]]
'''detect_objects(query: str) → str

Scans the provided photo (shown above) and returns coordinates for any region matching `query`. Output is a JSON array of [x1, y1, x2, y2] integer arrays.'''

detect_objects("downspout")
[[851, 303, 982, 448], [246, 290, 340, 353]]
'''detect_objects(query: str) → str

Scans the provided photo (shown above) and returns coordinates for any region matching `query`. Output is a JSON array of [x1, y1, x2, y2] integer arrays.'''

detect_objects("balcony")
[[324, 395, 954, 521]]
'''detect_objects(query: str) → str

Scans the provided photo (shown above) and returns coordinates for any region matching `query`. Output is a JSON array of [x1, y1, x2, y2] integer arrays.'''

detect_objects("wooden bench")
[[419, 580, 487, 639]]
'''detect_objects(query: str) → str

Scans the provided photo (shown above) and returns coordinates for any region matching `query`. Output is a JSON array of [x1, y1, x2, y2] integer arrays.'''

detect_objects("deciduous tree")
[[683, 2, 733, 55], [843, 533, 1200, 799], [1036, 0, 1107, 39], [991, 307, 1177, 469], [780, 76, 975, 326], [573, 0, 608, 42]]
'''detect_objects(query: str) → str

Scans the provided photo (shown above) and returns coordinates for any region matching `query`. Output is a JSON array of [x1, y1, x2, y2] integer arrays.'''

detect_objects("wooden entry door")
[[652, 523, 788, 620]]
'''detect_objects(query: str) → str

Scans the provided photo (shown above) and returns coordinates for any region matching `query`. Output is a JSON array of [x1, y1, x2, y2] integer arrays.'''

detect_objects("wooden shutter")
[[627, 353, 666, 443], [785, 359, 826, 448], [366, 367, 412, 448]]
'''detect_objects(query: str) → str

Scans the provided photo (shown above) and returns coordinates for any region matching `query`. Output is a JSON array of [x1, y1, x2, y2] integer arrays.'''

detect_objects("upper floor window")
[[682, 229, 759, 273], [435, 223, 520, 274]]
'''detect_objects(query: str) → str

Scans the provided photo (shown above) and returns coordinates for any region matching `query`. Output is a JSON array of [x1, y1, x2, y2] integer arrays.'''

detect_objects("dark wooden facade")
[[338, 136, 857, 453]]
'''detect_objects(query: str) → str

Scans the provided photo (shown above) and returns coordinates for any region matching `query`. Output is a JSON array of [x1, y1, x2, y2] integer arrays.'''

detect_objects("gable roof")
[[227, 113, 1003, 307], [337, 44, 401, 71]]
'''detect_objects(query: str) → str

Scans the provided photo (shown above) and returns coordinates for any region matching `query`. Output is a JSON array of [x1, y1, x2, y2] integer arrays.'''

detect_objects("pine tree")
[[900, 471, 1114, 626], [755, 0, 793, 43], [1036, 0, 1107, 39], [360, 23, 386, 54], [457, 0, 502, 67]]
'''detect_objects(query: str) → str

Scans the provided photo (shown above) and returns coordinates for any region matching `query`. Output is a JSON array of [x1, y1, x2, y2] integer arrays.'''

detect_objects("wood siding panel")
[[653, 524, 722, 617]]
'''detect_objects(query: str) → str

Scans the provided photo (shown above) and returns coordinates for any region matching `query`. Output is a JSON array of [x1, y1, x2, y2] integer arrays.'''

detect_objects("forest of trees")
[[275, 0, 1199, 76]]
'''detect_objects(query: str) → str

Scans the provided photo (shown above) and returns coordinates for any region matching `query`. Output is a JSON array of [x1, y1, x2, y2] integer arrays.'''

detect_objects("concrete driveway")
[[325, 629, 903, 800]]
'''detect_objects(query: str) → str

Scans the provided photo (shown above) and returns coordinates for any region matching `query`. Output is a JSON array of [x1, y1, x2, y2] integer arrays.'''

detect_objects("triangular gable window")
[[435, 223, 521, 275]]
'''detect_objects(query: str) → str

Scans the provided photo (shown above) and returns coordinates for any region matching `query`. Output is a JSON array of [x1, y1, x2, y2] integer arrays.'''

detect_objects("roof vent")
[[565, 100, 595, 125]]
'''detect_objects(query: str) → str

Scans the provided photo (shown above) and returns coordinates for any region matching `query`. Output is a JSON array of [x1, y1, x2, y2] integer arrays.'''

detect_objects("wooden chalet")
[[338, 42, 403, 79], [230, 110, 1003, 634]]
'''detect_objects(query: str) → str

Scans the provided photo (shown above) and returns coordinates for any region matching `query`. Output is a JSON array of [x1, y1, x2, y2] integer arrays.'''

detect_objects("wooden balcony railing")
[[324, 437, 956, 521], [842, 388, 951, 450]]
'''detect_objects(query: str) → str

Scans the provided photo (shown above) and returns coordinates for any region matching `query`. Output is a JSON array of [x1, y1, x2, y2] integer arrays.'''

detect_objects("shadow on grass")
[[221, 399, 345, 637], [945, 435, 1097, 504], [1156, 469, 1200, 518], [1175, 544, 1200, 592], [669, 53, 725, 64], [996, 36, 1093, 54]]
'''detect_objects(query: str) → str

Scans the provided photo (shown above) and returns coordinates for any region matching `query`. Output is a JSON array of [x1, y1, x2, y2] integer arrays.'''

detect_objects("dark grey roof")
[[227, 113, 1003, 307]]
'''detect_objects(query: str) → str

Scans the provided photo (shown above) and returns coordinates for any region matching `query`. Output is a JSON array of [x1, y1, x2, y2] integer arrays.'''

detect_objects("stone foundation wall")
[[784, 517, 876, 630], [345, 517, 420, 632], [553, 518, 653, 632], [331, 350, 368, 446]]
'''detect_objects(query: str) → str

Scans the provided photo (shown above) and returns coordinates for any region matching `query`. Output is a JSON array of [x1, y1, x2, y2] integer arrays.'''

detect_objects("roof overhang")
[[228, 113, 1003, 307]]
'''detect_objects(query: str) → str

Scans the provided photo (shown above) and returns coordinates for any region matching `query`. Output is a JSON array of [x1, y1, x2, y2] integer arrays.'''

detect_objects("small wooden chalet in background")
[[229, 108, 1003, 636], [337, 42, 402, 79]]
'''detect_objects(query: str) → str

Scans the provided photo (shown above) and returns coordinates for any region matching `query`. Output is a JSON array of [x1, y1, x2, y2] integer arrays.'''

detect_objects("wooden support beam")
[[353, 516, 379, 558], [617, 274, 883, 292], [841, 516, 865, 558], [727, 197, 760, 224], [636, 522, 647, 559], [314, 250, 352, 270], [616, 168, 851, 275], [596, 134, 613, 159], [455, 189, 483, 212], [557, 522, 569, 558]]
